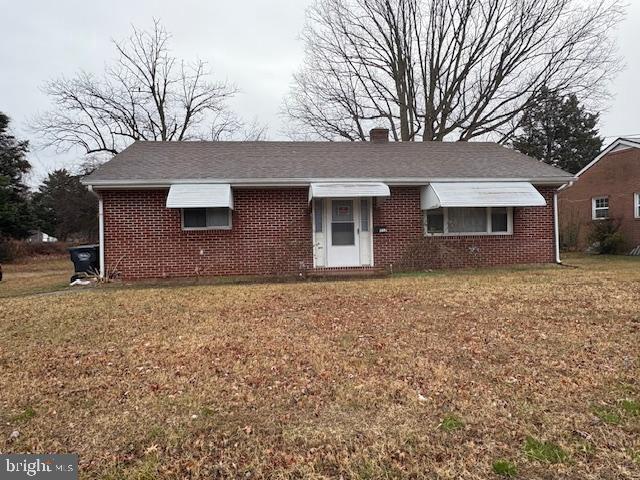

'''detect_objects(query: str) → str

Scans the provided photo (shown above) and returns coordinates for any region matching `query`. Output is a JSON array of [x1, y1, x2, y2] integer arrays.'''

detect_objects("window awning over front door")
[[166, 184, 234, 209], [421, 182, 546, 209], [308, 182, 390, 202]]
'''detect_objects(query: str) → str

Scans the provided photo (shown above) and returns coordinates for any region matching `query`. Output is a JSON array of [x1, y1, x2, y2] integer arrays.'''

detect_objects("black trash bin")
[[68, 245, 99, 281]]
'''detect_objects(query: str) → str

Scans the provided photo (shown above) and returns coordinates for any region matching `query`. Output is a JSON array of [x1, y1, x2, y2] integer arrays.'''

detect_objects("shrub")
[[559, 209, 582, 251], [587, 219, 625, 254], [0, 238, 71, 263]]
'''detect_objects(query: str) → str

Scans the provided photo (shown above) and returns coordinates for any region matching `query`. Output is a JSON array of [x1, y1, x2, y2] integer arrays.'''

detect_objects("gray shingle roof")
[[83, 140, 574, 185]]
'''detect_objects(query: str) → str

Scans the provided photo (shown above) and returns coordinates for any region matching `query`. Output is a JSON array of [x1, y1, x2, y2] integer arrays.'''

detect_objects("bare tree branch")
[[32, 19, 248, 155], [284, 0, 623, 142]]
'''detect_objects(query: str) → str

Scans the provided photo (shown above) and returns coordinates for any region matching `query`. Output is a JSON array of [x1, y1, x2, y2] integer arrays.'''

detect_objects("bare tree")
[[34, 20, 255, 155], [284, 0, 623, 142]]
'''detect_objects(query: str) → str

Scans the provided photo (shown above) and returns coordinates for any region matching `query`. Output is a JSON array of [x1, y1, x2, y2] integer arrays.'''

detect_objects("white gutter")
[[554, 190, 561, 264], [82, 176, 576, 189]]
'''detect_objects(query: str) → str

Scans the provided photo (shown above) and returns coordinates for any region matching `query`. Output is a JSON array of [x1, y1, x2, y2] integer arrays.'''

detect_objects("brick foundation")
[[102, 186, 557, 279]]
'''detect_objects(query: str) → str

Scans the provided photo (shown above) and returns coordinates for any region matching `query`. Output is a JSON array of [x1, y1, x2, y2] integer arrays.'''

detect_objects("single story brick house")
[[82, 129, 574, 279], [558, 137, 640, 251]]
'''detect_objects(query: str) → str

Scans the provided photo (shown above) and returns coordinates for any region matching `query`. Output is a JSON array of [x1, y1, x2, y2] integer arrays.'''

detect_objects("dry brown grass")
[[0, 255, 639, 479], [0, 257, 72, 298]]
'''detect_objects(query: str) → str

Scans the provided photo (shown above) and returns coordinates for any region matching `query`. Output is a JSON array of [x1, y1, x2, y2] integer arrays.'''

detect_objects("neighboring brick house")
[[558, 138, 640, 251], [82, 129, 574, 280]]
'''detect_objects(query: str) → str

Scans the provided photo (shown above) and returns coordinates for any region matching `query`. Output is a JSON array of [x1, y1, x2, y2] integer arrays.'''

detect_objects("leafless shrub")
[[559, 208, 583, 251], [0, 239, 71, 263]]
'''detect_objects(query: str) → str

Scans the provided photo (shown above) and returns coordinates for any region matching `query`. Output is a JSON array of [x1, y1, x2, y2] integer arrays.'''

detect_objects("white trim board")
[[83, 177, 574, 189]]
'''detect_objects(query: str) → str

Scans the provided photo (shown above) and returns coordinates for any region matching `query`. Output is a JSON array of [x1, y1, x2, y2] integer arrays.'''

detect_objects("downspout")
[[554, 190, 561, 264], [88, 186, 105, 278], [98, 195, 105, 278]]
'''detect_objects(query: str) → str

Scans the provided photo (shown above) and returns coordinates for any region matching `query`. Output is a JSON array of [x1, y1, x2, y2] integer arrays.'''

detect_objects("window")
[[592, 197, 609, 220], [448, 207, 487, 233], [332, 223, 355, 245], [314, 199, 323, 233], [491, 207, 509, 233], [331, 199, 355, 245], [361, 198, 370, 232], [182, 208, 231, 230], [635, 193, 640, 219], [424, 207, 512, 236], [426, 208, 444, 234]]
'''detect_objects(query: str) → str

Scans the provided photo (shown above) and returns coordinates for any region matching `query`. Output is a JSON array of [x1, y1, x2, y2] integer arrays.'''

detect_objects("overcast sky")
[[2, 0, 639, 186]]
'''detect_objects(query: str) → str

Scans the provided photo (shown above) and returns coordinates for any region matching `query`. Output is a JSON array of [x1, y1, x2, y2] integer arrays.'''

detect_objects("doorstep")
[[305, 266, 389, 279]]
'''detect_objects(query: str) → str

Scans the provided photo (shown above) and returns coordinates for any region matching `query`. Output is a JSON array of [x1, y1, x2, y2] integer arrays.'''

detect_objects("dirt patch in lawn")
[[0, 255, 639, 478]]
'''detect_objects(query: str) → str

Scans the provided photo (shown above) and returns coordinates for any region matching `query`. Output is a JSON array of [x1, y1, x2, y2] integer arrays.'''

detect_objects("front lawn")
[[0, 257, 72, 298], [0, 256, 639, 478]]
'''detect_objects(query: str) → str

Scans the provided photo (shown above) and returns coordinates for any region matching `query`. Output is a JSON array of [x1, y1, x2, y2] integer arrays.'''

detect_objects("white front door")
[[327, 198, 360, 267], [312, 197, 374, 268]]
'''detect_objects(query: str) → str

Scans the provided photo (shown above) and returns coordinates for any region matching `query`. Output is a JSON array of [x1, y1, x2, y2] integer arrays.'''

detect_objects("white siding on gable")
[[166, 184, 234, 209], [421, 182, 546, 209]]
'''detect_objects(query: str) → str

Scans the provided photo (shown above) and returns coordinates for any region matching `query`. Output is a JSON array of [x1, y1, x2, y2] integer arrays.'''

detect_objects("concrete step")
[[305, 266, 389, 279]]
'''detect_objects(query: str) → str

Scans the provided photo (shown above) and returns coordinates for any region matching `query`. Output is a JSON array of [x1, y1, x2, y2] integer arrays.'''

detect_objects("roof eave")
[[82, 176, 575, 189]]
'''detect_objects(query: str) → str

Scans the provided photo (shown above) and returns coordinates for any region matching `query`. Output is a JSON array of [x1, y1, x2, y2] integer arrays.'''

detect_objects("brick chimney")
[[369, 127, 389, 143]]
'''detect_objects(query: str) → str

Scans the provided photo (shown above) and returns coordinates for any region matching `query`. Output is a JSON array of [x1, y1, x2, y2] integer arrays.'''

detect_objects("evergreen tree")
[[32, 169, 98, 242], [0, 112, 33, 239], [513, 88, 603, 174]]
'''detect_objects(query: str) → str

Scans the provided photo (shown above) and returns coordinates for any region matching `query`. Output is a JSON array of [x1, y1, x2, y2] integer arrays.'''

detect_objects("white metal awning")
[[308, 182, 390, 202], [166, 184, 233, 209], [421, 182, 546, 209]]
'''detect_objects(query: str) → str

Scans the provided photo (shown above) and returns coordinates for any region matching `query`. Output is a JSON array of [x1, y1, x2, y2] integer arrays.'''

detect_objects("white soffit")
[[308, 182, 391, 201], [421, 182, 546, 209], [166, 184, 233, 209]]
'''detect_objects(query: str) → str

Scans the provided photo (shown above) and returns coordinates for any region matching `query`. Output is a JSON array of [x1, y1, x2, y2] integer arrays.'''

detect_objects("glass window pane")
[[595, 208, 608, 219], [206, 208, 229, 227], [491, 207, 508, 232], [332, 222, 355, 245], [361, 199, 369, 232], [183, 208, 207, 228], [426, 208, 444, 233], [332, 200, 353, 221], [448, 207, 487, 233], [314, 199, 323, 233]]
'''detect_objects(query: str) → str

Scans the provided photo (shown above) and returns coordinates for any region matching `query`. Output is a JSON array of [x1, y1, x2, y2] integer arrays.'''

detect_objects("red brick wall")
[[102, 189, 313, 279], [558, 147, 640, 250], [372, 186, 556, 270], [102, 186, 557, 279]]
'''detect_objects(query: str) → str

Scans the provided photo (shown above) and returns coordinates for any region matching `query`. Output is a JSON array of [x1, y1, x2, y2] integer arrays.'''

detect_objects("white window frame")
[[591, 197, 609, 220], [635, 193, 640, 219], [181, 207, 232, 231], [423, 207, 513, 237]]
